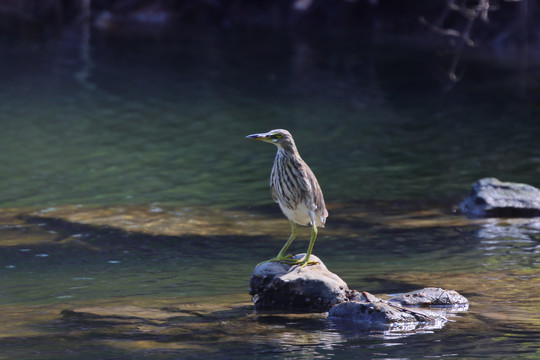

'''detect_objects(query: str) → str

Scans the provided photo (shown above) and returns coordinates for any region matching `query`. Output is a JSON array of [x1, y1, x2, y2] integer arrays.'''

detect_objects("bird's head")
[[246, 129, 296, 151]]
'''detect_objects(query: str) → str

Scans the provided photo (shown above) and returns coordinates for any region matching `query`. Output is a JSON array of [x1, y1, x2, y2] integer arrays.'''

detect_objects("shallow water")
[[0, 25, 539, 359]]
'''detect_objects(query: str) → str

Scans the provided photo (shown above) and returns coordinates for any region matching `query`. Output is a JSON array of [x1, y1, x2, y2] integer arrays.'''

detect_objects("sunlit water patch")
[[0, 202, 539, 359]]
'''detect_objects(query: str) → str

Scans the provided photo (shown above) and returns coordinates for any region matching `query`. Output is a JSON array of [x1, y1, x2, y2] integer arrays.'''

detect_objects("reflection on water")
[[0, 24, 539, 359], [477, 220, 540, 272]]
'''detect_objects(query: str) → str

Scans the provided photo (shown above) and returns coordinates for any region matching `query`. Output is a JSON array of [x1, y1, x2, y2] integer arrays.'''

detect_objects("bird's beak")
[[246, 133, 269, 141]]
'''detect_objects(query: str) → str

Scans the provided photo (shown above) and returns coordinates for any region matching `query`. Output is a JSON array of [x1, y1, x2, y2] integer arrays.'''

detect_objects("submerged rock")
[[329, 298, 444, 326], [460, 178, 540, 218], [388, 287, 468, 307], [62, 305, 187, 323], [249, 254, 349, 312], [328, 288, 467, 326]]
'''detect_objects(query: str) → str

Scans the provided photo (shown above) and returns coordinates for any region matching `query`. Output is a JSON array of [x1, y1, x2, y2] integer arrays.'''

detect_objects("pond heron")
[[246, 129, 328, 267]]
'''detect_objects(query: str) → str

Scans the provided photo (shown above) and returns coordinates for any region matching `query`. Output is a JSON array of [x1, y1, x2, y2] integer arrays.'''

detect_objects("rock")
[[347, 289, 384, 303], [249, 255, 469, 329], [329, 288, 468, 326], [328, 300, 444, 326], [388, 287, 469, 307], [249, 254, 349, 312], [460, 178, 540, 218]]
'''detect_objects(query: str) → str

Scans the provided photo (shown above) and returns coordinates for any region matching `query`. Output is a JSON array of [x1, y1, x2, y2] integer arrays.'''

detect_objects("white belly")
[[279, 202, 324, 227], [279, 202, 311, 226]]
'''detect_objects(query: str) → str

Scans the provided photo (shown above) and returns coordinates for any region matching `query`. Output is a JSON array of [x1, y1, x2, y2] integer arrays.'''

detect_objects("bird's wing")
[[270, 180, 279, 203], [271, 157, 306, 208], [303, 164, 328, 224]]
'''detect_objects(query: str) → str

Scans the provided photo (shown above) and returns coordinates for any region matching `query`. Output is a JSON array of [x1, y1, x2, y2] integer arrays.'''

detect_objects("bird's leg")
[[282, 212, 319, 267], [280, 224, 318, 267], [275, 220, 297, 260], [257, 221, 296, 266], [299, 222, 318, 267]]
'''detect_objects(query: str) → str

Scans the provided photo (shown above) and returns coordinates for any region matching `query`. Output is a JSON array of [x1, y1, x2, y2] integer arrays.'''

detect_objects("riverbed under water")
[[0, 24, 539, 359]]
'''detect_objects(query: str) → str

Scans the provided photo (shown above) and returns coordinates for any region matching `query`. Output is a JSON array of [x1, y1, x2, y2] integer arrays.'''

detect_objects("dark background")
[[0, 0, 537, 43]]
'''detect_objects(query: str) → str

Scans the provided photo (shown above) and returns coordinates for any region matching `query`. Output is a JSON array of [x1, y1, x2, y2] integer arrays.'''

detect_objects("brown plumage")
[[246, 129, 328, 267]]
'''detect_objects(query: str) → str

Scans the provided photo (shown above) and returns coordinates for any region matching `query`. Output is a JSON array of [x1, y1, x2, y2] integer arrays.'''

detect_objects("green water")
[[0, 26, 539, 359]]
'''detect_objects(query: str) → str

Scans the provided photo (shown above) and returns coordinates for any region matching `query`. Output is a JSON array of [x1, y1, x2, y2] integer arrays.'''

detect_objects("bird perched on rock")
[[246, 129, 328, 267]]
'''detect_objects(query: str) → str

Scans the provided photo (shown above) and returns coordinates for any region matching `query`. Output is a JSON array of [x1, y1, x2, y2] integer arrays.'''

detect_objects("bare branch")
[[420, 0, 520, 82], [419, 17, 461, 38]]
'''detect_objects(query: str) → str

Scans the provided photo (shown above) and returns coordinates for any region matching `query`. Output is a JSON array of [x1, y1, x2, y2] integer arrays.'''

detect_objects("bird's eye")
[[271, 133, 283, 139]]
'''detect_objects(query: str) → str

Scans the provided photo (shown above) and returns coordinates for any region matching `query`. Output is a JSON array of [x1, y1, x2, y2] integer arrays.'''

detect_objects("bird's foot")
[[257, 254, 293, 266], [279, 256, 318, 268], [257, 255, 318, 268]]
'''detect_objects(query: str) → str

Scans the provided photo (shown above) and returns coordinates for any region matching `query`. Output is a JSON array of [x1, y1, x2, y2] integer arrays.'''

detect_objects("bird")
[[246, 129, 328, 267]]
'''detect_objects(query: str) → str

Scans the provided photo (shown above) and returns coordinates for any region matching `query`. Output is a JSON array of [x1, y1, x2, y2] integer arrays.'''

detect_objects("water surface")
[[0, 25, 539, 359]]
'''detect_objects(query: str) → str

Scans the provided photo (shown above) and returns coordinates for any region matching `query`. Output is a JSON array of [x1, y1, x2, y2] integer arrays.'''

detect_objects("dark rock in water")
[[460, 177, 540, 218], [249, 254, 469, 321], [388, 287, 468, 307], [249, 254, 469, 328], [347, 289, 383, 303], [249, 254, 348, 312], [328, 289, 464, 326], [329, 298, 444, 326]]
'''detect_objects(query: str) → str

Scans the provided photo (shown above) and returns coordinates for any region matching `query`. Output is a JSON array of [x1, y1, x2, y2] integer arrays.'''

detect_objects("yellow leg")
[[257, 221, 296, 265], [275, 220, 297, 259], [299, 223, 318, 267], [280, 222, 318, 267]]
